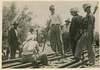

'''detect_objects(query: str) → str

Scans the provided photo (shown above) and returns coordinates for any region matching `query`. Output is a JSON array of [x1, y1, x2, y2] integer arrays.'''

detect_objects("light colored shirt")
[[48, 13, 62, 27], [26, 32, 36, 41], [62, 24, 70, 34], [22, 40, 39, 55], [14, 28, 22, 44], [14, 29, 18, 37], [22, 33, 39, 55]]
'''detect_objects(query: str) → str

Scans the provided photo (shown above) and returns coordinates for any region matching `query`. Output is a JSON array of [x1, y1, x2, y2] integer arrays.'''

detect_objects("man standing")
[[74, 4, 95, 65], [69, 7, 83, 56], [61, 18, 70, 54], [47, 5, 63, 56], [8, 21, 22, 59]]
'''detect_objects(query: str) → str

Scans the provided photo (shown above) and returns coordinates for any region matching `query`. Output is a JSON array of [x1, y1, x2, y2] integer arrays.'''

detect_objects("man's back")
[[70, 14, 83, 30], [22, 40, 38, 55]]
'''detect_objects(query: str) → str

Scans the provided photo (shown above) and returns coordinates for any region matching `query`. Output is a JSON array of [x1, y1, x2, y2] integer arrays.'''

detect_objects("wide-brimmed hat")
[[12, 21, 19, 25], [65, 18, 70, 23], [83, 4, 91, 10], [29, 28, 34, 32], [70, 7, 79, 13]]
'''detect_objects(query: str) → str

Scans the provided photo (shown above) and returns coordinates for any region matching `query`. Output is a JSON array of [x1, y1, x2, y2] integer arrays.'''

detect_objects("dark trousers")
[[22, 53, 48, 65], [50, 24, 62, 53], [10, 46, 22, 59], [70, 38, 77, 55], [75, 33, 95, 63], [70, 30, 78, 56], [5, 47, 10, 59], [39, 53, 48, 65], [2, 50, 6, 60], [62, 32, 70, 53], [70, 29, 81, 56]]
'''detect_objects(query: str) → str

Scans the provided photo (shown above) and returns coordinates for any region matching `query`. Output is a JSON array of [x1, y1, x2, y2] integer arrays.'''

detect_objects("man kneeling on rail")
[[21, 28, 48, 68]]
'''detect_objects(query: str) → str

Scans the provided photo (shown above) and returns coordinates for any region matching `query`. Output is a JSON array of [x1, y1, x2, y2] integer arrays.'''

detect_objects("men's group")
[[6, 3, 96, 67], [48, 4, 95, 65]]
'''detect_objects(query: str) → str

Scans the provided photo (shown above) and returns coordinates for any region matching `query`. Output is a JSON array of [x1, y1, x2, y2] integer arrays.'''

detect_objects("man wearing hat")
[[61, 18, 71, 54], [69, 7, 83, 56], [8, 21, 22, 59], [74, 4, 95, 65], [47, 5, 63, 56]]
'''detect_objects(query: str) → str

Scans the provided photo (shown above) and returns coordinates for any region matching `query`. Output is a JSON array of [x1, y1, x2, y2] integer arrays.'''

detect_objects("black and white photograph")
[[1, 0, 100, 69]]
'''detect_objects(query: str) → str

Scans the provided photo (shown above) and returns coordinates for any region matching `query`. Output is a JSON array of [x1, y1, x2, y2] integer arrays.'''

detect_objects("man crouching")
[[21, 28, 48, 68]]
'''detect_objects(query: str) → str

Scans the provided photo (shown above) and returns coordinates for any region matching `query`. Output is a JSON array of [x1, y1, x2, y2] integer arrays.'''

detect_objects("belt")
[[51, 24, 60, 26], [73, 29, 80, 30]]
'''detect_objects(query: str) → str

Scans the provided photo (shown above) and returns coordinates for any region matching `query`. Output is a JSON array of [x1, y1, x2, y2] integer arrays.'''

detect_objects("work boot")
[[43, 64, 49, 66], [58, 51, 64, 57], [72, 57, 81, 62], [86, 61, 95, 66], [71, 57, 76, 60], [89, 62, 95, 66], [32, 61, 40, 68], [54, 52, 58, 56], [74, 59, 80, 62]]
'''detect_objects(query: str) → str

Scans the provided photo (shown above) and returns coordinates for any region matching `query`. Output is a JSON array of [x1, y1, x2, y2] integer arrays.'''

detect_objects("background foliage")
[[2, 3, 33, 49], [2, 2, 99, 50], [2, 2, 50, 49]]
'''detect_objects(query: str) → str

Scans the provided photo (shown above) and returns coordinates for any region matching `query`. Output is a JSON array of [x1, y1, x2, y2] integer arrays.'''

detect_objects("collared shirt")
[[85, 13, 95, 34], [62, 24, 70, 34], [14, 29, 18, 37], [48, 13, 62, 27]]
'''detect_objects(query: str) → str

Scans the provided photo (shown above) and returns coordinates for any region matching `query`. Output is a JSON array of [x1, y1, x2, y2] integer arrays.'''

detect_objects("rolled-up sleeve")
[[57, 14, 62, 25], [87, 14, 95, 34], [47, 15, 51, 27]]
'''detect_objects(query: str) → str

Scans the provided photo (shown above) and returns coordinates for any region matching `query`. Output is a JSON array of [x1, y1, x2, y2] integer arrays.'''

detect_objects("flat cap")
[[12, 21, 19, 25], [83, 4, 91, 10], [65, 18, 70, 22], [49, 5, 55, 10], [70, 7, 79, 13]]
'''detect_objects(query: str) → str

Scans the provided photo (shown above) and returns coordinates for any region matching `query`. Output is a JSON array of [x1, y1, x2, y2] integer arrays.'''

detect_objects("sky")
[[3, 1, 99, 32]]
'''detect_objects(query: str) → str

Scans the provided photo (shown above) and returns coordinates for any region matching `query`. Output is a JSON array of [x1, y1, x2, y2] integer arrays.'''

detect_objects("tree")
[[16, 5, 33, 42], [2, 2, 18, 48], [2, 2, 33, 49]]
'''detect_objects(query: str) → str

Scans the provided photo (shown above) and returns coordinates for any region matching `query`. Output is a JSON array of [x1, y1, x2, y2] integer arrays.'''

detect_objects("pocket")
[[82, 33, 88, 38]]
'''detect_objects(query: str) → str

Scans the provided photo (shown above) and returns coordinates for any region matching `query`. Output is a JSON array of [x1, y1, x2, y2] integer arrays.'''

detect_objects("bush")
[[2, 2, 33, 49]]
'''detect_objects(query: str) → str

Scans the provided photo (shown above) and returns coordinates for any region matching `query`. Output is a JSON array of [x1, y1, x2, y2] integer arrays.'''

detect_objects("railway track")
[[2, 47, 100, 69]]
